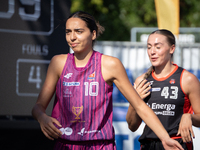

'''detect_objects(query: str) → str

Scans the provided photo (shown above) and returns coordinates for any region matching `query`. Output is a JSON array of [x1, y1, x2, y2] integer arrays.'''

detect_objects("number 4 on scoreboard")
[[28, 65, 42, 89]]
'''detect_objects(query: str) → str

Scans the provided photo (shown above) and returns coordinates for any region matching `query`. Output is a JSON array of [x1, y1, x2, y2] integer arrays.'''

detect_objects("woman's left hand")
[[177, 113, 195, 143], [162, 138, 184, 150]]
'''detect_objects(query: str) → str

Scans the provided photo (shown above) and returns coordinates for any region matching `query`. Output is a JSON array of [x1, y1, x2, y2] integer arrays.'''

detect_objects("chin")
[[151, 62, 160, 67]]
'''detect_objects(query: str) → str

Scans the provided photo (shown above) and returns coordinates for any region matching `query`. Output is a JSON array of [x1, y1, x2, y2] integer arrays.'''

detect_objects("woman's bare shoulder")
[[101, 54, 122, 69], [182, 69, 199, 84], [48, 54, 68, 75], [52, 54, 68, 61], [182, 69, 200, 94], [50, 54, 68, 66], [101, 54, 125, 84]]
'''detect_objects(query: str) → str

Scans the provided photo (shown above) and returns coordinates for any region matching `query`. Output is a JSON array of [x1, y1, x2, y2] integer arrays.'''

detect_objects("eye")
[[147, 46, 151, 49], [156, 47, 160, 49], [77, 30, 83, 34], [66, 30, 71, 35]]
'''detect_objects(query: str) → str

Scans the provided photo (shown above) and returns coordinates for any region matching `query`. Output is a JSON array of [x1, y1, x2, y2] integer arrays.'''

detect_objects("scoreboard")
[[0, 0, 54, 35], [0, 0, 71, 116]]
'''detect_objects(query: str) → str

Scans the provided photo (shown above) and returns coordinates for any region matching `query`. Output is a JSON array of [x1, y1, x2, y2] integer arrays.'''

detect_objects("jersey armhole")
[[100, 54, 113, 88], [180, 69, 187, 95], [57, 54, 69, 83]]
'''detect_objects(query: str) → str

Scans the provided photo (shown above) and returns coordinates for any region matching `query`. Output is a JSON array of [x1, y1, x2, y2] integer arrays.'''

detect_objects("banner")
[[154, 0, 179, 36]]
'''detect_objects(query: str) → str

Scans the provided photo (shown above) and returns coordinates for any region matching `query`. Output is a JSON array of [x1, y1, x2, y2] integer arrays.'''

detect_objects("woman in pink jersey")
[[32, 11, 184, 150], [126, 29, 200, 150]]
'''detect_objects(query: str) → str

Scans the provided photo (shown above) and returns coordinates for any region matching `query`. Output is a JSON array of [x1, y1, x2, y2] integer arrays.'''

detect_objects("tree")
[[180, 0, 200, 27], [70, 0, 200, 41]]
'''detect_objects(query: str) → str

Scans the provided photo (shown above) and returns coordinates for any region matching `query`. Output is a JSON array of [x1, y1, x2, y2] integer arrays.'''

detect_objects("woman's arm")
[[126, 77, 151, 131], [32, 54, 67, 140], [177, 70, 200, 143], [102, 55, 183, 150], [126, 105, 142, 132]]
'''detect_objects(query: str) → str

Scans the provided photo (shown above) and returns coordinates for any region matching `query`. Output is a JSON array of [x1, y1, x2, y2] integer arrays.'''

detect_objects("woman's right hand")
[[135, 79, 151, 99], [162, 137, 184, 150], [38, 114, 62, 140]]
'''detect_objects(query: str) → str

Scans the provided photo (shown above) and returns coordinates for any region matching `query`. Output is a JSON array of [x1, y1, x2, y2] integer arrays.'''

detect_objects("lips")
[[151, 57, 158, 61], [71, 43, 78, 47]]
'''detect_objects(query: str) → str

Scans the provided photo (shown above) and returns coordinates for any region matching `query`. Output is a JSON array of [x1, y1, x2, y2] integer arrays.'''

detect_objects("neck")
[[74, 50, 93, 67], [153, 62, 175, 78]]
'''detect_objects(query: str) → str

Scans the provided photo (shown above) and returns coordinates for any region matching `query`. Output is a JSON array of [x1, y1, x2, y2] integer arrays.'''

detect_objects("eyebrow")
[[65, 28, 84, 31], [147, 42, 163, 46], [65, 29, 71, 32]]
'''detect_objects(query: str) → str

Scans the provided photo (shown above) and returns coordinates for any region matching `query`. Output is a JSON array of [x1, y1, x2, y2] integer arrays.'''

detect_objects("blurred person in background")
[[126, 29, 200, 150]]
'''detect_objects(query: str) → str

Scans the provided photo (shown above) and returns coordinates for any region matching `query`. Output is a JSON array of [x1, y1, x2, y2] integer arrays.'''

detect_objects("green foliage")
[[180, 0, 200, 27], [70, 0, 200, 41]]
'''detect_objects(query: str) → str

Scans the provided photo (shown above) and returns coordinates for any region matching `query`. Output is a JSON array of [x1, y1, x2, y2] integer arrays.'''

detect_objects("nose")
[[150, 47, 156, 55], [70, 31, 76, 41]]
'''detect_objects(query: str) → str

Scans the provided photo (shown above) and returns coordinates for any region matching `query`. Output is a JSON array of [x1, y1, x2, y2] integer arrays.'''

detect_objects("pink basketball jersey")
[[51, 51, 114, 141]]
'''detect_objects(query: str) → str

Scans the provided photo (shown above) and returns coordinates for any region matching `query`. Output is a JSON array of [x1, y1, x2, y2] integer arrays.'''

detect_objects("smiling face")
[[65, 18, 96, 53], [147, 33, 175, 68]]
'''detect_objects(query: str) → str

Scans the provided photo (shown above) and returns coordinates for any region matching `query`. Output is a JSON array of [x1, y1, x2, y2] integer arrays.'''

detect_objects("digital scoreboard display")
[[0, 0, 71, 116], [0, 0, 54, 35]]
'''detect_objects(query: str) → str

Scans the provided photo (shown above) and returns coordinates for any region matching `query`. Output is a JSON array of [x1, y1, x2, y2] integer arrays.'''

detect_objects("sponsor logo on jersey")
[[78, 128, 101, 136], [77, 128, 85, 136], [59, 127, 73, 136], [87, 71, 95, 80], [169, 79, 175, 84], [72, 105, 83, 120], [63, 82, 80, 86], [71, 105, 85, 123], [151, 103, 175, 111], [147, 102, 176, 116], [151, 87, 161, 92], [149, 81, 154, 85], [64, 73, 73, 79], [63, 88, 73, 97]]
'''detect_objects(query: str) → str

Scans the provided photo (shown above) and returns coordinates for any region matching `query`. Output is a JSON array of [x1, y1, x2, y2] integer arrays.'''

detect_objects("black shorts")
[[140, 138, 193, 150], [54, 138, 116, 150]]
